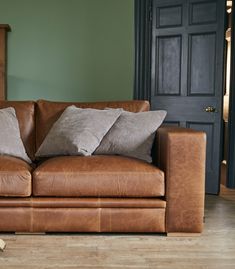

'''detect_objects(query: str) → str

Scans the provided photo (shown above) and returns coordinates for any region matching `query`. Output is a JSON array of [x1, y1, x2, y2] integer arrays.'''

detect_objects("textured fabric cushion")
[[33, 156, 165, 197], [0, 101, 36, 160], [36, 100, 150, 150], [0, 156, 32, 197], [0, 107, 31, 163], [95, 110, 167, 162], [36, 106, 122, 157]]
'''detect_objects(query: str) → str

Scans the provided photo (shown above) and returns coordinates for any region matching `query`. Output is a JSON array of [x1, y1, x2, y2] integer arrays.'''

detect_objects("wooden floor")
[[0, 187, 235, 269]]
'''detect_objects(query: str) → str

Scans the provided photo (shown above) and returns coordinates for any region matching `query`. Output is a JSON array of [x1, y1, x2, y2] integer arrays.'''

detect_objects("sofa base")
[[0, 207, 165, 233], [0, 197, 166, 233], [15, 232, 46, 235]]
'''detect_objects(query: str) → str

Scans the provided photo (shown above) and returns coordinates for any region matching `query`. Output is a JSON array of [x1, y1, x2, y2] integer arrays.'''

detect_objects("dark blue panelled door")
[[150, 0, 226, 194]]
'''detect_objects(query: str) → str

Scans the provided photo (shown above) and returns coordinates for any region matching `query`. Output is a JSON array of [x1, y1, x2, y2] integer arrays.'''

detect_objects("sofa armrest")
[[156, 126, 206, 233]]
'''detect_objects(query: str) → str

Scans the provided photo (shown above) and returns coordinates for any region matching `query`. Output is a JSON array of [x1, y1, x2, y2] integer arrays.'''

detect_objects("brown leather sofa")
[[0, 100, 206, 235]]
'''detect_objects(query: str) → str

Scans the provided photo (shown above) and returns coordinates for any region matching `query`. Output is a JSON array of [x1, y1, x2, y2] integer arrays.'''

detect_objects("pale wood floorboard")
[[0, 187, 235, 269]]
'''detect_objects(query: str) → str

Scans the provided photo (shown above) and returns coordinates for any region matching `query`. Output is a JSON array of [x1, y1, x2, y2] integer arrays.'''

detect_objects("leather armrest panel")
[[156, 127, 206, 233]]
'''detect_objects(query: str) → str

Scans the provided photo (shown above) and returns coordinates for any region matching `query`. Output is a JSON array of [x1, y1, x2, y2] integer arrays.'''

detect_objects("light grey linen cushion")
[[95, 110, 167, 163], [36, 105, 122, 157], [0, 107, 31, 163]]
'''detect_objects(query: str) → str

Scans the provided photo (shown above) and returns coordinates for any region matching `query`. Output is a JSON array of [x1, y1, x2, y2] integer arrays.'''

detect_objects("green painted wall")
[[0, 0, 134, 101]]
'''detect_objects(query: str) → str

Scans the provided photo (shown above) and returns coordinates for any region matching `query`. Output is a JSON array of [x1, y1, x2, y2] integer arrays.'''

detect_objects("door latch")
[[204, 106, 217, 113]]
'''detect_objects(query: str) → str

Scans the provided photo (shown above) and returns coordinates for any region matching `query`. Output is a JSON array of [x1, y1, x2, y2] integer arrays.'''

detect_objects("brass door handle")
[[204, 106, 217, 113]]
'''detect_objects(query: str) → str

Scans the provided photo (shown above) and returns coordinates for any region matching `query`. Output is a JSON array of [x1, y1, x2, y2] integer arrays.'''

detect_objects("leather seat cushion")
[[0, 197, 166, 208], [33, 156, 164, 197], [0, 156, 32, 197]]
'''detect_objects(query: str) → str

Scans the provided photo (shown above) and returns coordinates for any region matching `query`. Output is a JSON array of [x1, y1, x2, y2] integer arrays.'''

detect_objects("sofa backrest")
[[0, 101, 36, 160], [36, 100, 150, 150]]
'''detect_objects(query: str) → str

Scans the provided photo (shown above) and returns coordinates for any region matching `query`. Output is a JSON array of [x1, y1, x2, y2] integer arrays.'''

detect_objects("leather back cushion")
[[36, 100, 150, 150], [0, 101, 36, 160]]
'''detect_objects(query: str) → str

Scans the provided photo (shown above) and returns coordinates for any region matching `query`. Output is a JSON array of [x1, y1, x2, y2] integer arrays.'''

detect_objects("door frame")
[[134, 0, 152, 100], [227, 3, 235, 188]]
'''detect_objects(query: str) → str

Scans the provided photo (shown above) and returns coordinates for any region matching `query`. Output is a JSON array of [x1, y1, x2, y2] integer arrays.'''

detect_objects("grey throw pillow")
[[95, 110, 167, 162], [36, 106, 122, 157], [0, 107, 31, 163]]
